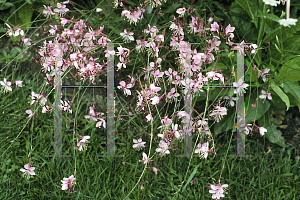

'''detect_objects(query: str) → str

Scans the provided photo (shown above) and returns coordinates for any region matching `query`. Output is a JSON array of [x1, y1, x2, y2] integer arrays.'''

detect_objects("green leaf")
[[207, 87, 231, 102], [276, 57, 300, 81], [17, 3, 33, 30], [3, 2, 13, 9], [40, 0, 56, 7], [228, 3, 258, 42], [113, 16, 124, 23], [245, 92, 270, 124], [264, 14, 280, 22], [245, 64, 258, 82], [282, 35, 300, 53], [280, 80, 300, 111], [236, 0, 258, 28], [270, 81, 290, 111], [26, 140, 30, 151], [285, 17, 300, 34], [182, 164, 199, 193], [215, 62, 227, 71], [124, 0, 137, 6], [213, 106, 236, 135], [164, 3, 181, 14], [258, 109, 286, 148], [106, 25, 121, 35], [278, 173, 293, 177], [2, 49, 8, 57]]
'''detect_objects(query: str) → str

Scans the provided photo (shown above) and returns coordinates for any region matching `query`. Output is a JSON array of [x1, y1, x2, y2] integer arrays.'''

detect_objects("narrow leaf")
[[182, 164, 199, 193], [271, 81, 290, 111]]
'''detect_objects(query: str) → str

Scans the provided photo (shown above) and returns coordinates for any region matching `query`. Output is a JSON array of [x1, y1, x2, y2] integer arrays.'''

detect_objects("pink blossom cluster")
[[5, 1, 274, 197], [84, 107, 106, 129]]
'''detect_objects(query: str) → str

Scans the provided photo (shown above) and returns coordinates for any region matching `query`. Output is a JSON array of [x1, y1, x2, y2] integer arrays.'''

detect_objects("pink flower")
[[20, 163, 36, 179], [117, 56, 127, 70], [140, 181, 145, 190], [150, 84, 161, 93], [259, 90, 272, 100], [6, 23, 14, 36], [26, 110, 34, 118], [224, 24, 235, 39], [210, 22, 219, 32], [156, 140, 170, 156], [209, 183, 228, 199], [150, 96, 159, 105], [5, 23, 24, 37], [208, 17, 213, 23], [21, 37, 31, 46], [167, 87, 180, 102], [59, 100, 72, 114], [30, 91, 47, 106], [0, 78, 12, 93], [176, 8, 186, 16], [96, 8, 103, 12], [258, 68, 270, 82], [61, 175, 76, 190], [75, 134, 90, 151], [171, 123, 181, 139], [43, 5, 55, 18], [249, 44, 258, 54], [14, 28, 24, 37], [233, 78, 249, 95], [195, 142, 209, 158], [139, 152, 154, 164], [190, 178, 198, 185], [120, 29, 134, 43], [240, 123, 252, 135], [60, 18, 71, 26], [85, 107, 99, 122], [42, 105, 52, 114], [133, 138, 146, 150], [117, 81, 133, 96], [258, 127, 267, 136], [209, 106, 227, 122], [96, 118, 106, 129], [146, 113, 153, 122], [225, 24, 235, 34], [223, 96, 238, 107], [54, 3, 69, 17], [151, 166, 158, 174], [49, 25, 59, 35]]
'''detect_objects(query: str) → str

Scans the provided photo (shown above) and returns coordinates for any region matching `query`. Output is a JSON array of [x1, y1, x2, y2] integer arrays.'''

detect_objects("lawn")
[[0, 63, 299, 199]]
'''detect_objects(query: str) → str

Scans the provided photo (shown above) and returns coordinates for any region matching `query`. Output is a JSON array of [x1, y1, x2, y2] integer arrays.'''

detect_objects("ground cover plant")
[[0, 0, 300, 199]]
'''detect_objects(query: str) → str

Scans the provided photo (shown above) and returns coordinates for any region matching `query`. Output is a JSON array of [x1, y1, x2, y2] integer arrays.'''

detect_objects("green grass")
[[0, 60, 300, 200]]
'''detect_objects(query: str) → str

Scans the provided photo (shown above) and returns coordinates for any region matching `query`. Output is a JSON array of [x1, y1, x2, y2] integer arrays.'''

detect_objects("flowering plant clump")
[[5, 1, 257, 197], [3, 0, 295, 198]]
